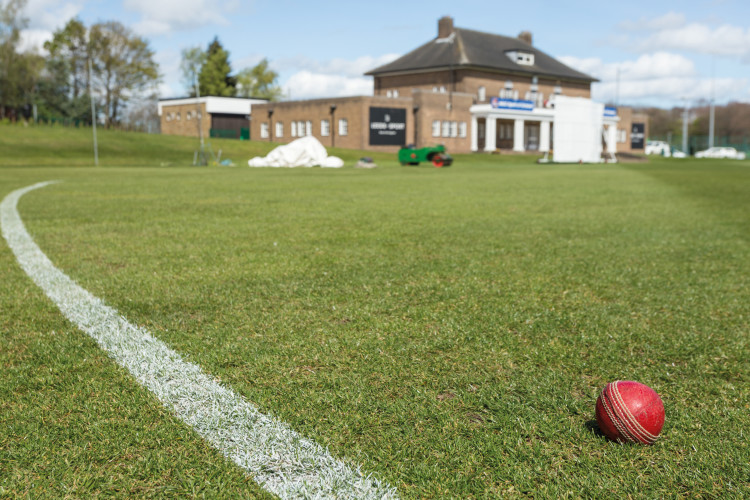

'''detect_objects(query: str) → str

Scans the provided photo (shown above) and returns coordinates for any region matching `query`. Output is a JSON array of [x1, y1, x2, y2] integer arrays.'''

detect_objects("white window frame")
[[478, 86, 486, 101], [459, 122, 467, 138], [306, 120, 312, 136], [441, 120, 450, 137], [260, 122, 269, 139], [338, 118, 348, 136], [275, 121, 283, 137], [321, 119, 330, 136], [290, 121, 297, 137], [432, 120, 441, 137], [450, 121, 458, 138]]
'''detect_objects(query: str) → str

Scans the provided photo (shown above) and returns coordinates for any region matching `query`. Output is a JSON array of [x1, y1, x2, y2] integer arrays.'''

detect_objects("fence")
[[651, 135, 750, 154], [209, 128, 250, 140]]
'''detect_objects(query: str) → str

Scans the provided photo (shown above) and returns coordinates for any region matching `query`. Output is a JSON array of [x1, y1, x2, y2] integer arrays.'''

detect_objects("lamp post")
[[413, 105, 420, 148], [268, 109, 274, 142], [681, 98, 689, 155], [330, 105, 337, 148]]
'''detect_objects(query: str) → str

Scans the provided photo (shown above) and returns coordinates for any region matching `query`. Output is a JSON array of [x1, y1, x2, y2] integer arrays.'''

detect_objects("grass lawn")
[[1, 126, 748, 497]]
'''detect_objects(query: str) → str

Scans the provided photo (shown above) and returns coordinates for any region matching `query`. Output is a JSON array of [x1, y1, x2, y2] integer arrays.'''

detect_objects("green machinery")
[[398, 144, 453, 167]]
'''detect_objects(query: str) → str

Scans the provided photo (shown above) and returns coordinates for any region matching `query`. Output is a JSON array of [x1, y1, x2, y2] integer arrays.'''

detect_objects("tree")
[[0, 0, 42, 120], [236, 58, 282, 101], [198, 37, 235, 97], [89, 21, 160, 127], [40, 18, 91, 122], [180, 46, 206, 97]]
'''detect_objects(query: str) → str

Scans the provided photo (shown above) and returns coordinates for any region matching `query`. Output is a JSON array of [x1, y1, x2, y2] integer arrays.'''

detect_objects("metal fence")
[[209, 128, 250, 140]]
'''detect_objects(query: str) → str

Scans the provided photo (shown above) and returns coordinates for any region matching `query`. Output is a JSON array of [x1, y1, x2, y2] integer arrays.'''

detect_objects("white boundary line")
[[1, 181, 396, 500]]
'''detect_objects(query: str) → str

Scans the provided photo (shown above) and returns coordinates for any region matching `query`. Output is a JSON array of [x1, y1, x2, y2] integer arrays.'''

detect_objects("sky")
[[16, 0, 750, 108]]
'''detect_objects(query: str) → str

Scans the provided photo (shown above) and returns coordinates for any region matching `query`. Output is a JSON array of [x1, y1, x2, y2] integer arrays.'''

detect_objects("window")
[[459, 122, 467, 138], [440, 85, 446, 93], [450, 121, 458, 137], [617, 129, 627, 143], [260, 123, 269, 138], [176, 112, 181, 121], [433, 86, 439, 92], [275, 121, 283, 137], [290, 121, 297, 137], [432, 120, 441, 137], [505, 80, 514, 90], [478, 86, 486, 101], [506, 51, 535, 66], [186, 111, 192, 120], [298, 121, 305, 136], [338, 118, 348, 136], [306, 120, 312, 136], [321, 119, 330, 136], [393, 89, 399, 98], [554, 86, 562, 95], [442, 121, 450, 137], [386, 90, 393, 98]]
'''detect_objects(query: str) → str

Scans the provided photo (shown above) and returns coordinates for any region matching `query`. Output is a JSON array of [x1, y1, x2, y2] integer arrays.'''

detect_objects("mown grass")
[[1, 126, 748, 498]]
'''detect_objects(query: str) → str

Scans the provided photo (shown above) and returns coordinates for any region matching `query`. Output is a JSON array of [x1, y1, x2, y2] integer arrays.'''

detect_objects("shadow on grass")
[[585, 419, 606, 439]]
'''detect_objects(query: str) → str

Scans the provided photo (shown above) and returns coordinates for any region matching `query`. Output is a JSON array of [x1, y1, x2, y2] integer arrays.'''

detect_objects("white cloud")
[[282, 71, 373, 100], [277, 54, 399, 100], [559, 52, 697, 81], [123, 0, 235, 35], [593, 76, 748, 103], [614, 12, 750, 60], [618, 11, 686, 31], [24, 0, 84, 30], [276, 54, 400, 78], [18, 29, 52, 53], [560, 52, 748, 104]]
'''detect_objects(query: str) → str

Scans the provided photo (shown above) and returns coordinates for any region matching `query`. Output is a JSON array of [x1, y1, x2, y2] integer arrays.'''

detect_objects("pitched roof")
[[365, 27, 597, 83]]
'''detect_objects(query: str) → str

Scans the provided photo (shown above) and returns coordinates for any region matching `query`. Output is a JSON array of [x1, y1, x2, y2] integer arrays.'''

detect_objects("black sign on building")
[[631, 123, 645, 150], [369, 107, 407, 146]]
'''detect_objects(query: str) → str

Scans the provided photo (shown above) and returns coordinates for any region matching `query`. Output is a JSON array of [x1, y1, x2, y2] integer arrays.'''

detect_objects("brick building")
[[158, 96, 267, 140], [195, 18, 647, 157]]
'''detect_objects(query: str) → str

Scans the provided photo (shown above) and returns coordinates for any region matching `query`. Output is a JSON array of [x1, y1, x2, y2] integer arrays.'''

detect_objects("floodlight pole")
[[89, 58, 99, 167], [708, 56, 715, 148], [681, 98, 689, 155]]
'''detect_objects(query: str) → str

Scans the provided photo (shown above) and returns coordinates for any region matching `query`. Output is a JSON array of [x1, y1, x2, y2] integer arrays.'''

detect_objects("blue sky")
[[17, 0, 750, 107]]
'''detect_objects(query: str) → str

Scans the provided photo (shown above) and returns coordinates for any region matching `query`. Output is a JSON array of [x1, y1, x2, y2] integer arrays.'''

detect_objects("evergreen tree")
[[198, 37, 235, 97]]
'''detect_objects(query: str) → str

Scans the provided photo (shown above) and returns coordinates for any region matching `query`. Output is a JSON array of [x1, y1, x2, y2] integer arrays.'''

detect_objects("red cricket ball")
[[595, 380, 665, 445]]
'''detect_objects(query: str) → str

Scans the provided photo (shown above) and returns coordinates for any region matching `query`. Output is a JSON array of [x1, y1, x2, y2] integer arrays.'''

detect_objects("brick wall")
[[250, 96, 416, 153], [160, 102, 210, 139], [413, 90, 473, 153], [375, 69, 591, 104]]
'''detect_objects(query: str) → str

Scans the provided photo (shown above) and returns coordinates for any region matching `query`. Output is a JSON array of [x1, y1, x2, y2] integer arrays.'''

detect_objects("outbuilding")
[[158, 96, 268, 140]]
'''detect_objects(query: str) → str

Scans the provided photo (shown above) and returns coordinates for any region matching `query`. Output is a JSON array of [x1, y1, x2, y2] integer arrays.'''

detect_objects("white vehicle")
[[645, 140, 671, 157], [671, 148, 687, 159], [694, 147, 746, 160]]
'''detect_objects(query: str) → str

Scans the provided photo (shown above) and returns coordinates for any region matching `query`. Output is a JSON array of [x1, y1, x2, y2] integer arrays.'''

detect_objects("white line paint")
[[1, 181, 396, 500]]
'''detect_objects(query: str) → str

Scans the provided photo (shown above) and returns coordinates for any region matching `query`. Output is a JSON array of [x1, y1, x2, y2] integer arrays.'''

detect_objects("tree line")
[[637, 101, 750, 143], [1, 0, 281, 130]]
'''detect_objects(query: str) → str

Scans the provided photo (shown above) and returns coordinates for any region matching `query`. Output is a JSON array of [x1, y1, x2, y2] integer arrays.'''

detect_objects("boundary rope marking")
[[1, 181, 396, 499]]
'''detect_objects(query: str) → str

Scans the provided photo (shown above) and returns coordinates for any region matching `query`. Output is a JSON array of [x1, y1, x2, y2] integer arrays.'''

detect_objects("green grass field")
[[1, 126, 748, 497]]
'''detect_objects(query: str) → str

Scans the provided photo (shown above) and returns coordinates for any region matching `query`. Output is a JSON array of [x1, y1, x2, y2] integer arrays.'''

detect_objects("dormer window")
[[506, 50, 535, 66]]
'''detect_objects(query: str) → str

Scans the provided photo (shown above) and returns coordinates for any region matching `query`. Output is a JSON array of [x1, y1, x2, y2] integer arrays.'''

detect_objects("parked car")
[[671, 148, 687, 158], [694, 147, 746, 160], [645, 140, 671, 157]]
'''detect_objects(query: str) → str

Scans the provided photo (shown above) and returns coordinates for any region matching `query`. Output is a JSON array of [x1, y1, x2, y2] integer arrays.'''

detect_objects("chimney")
[[518, 31, 533, 45], [438, 16, 454, 38]]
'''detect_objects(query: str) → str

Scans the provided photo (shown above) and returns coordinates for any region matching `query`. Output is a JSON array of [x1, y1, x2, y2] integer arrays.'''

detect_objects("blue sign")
[[604, 106, 617, 117], [490, 97, 535, 112]]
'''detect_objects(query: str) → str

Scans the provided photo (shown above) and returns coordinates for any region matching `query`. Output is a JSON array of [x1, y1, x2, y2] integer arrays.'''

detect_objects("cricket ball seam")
[[610, 381, 659, 444], [602, 383, 639, 443]]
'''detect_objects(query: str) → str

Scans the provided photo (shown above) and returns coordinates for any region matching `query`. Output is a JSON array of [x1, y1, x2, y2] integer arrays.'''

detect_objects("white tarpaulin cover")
[[248, 136, 344, 168], [552, 96, 604, 163]]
